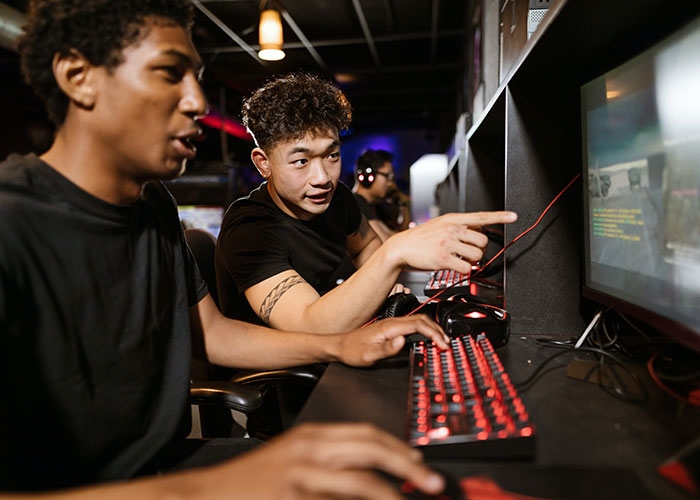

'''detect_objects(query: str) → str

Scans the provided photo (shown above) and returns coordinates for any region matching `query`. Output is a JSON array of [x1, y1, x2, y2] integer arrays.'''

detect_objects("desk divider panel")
[[503, 85, 584, 337]]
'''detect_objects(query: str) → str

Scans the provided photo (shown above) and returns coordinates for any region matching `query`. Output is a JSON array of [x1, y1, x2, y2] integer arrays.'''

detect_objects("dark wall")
[[0, 48, 53, 161]]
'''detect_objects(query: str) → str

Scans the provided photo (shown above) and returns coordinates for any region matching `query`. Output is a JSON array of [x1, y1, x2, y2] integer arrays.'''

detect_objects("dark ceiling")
[[190, 0, 469, 143], [3, 0, 469, 135], [2, 0, 470, 171]]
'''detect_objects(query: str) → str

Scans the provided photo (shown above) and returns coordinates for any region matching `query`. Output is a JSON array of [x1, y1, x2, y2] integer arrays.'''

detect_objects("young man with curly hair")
[[0, 0, 455, 497], [215, 73, 517, 333]]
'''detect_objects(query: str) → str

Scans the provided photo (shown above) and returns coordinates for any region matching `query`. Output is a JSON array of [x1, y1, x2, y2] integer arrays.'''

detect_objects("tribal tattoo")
[[353, 216, 372, 239], [259, 274, 306, 324]]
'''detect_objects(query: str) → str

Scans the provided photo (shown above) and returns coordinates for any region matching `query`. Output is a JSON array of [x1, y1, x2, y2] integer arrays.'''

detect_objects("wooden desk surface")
[[296, 335, 700, 500]]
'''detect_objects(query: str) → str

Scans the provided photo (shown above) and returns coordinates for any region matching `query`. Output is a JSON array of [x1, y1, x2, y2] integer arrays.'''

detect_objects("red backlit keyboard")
[[407, 333, 536, 459], [423, 269, 474, 297]]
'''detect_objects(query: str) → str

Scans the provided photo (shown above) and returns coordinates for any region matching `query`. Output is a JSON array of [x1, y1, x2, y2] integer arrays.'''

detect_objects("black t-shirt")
[[216, 181, 361, 325], [0, 154, 207, 490]]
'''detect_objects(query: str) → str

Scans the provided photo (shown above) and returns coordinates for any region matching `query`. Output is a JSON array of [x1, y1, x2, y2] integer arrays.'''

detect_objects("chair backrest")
[[184, 228, 219, 306], [184, 227, 323, 439], [184, 228, 235, 437]]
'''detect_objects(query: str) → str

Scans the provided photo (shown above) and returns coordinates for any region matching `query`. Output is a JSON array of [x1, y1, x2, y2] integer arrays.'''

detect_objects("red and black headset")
[[356, 149, 394, 188], [356, 165, 376, 187]]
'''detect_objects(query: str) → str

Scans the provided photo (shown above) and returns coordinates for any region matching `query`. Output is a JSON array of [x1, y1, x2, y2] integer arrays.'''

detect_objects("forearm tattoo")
[[259, 274, 306, 325], [353, 216, 371, 239]]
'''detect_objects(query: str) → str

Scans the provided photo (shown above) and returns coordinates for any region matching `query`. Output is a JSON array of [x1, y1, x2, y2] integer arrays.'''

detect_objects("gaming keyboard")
[[406, 333, 536, 459]]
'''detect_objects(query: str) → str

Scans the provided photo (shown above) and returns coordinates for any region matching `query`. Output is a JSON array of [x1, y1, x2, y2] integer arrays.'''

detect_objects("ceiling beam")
[[430, 0, 439, 63], [381, 0, 394, 33], [336, 61, 460, 75], [197, 29, 465, 54], [190, 0, 267, 66], [343, 84, 456, 96], [280, 8, 328, 71], [351, 0, 381, 68], [0, 1, 25, 52]]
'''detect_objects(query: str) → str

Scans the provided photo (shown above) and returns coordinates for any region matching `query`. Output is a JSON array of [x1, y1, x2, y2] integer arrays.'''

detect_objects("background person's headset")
[[356, 165, 377, 187], [356, 149, 394, 188]]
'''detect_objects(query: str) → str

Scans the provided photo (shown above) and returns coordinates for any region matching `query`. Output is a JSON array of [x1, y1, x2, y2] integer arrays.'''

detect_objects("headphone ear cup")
[[375, 293, 421, 319], [357, 167, 375, 187]]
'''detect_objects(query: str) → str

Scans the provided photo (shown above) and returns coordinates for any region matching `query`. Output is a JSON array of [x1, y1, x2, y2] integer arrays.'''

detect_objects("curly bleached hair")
[[241, 72, 353, 151], [18, 0, 195, 127]]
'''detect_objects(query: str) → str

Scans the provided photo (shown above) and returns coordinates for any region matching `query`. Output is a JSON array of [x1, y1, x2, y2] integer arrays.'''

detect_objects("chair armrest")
[[190, 380, 263, 413], [230, 364, 326, 386]]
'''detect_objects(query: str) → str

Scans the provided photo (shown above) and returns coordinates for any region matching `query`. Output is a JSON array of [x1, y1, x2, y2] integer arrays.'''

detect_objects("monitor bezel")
[[580, 15, 700, 354], [582, 286, 700, 354]]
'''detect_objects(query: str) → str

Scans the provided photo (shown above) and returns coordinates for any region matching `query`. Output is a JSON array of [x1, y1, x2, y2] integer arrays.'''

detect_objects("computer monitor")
[[177, 205, 224, 239], [580, 15, 700, 354]]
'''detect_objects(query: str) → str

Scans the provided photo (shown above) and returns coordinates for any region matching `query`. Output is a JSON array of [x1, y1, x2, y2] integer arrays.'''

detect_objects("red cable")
[[647, 352, 700, 406], [473, 172, 581, 277], [365, 172, 582, 325]]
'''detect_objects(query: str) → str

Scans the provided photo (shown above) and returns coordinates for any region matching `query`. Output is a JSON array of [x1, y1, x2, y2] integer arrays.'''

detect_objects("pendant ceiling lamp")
[[258, 1, 285, 61]]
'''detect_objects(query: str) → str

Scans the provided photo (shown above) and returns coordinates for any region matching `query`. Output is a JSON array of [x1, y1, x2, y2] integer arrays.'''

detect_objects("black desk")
[[296, 334, 700, 499]]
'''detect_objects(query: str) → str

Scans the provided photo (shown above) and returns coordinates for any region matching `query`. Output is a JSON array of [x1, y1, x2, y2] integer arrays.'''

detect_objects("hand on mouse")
[[198, 423, 446, 499], [44, 423, 447, 500]]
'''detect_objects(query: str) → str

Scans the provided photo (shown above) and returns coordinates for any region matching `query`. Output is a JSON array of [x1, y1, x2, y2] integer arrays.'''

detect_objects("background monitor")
[[580, 15, 700, 353], [178, 205, 225, 239]]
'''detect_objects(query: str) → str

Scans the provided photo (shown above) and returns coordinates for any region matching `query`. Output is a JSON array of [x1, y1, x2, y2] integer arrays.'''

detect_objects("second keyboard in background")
[[423, 269, 472, 297]]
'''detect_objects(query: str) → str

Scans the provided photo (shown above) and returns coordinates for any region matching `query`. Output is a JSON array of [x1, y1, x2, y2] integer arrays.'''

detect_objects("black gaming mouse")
[[395, 468, 466, 500], [416, 300, 510, 347]]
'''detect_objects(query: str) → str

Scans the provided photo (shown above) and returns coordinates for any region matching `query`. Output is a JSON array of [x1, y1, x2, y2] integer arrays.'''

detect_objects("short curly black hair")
[[18, 0, 195, 127], [241, 72, 353, 151], [357, 149, 394, 172]]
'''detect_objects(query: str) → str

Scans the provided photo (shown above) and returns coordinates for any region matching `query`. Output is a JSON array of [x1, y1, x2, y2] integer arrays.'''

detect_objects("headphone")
[[356, 165, 376, 187], [356, 149, 395, 188]]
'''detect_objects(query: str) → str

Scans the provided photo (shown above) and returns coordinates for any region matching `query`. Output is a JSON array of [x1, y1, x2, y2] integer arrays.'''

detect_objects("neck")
[[355, 188, 377, 204], [41, 128, 144, 205], [266, 180, 310, 220]]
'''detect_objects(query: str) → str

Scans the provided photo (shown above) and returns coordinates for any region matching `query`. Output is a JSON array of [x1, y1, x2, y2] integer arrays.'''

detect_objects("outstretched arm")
[[368, 217, 399, 242], [0, 423, 445, 500], [241, 210, 517, 334]]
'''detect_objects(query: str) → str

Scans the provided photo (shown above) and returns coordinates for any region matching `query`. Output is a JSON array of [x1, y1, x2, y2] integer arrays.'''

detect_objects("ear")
[[251, 148, 271, 179], [52, 49, 98, 109]]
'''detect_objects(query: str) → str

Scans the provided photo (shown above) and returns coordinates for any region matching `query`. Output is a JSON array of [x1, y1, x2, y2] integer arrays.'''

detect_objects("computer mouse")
[[431, 300, 510, 347], [403, 332, 433, 345], [397, 469, 466, 500]]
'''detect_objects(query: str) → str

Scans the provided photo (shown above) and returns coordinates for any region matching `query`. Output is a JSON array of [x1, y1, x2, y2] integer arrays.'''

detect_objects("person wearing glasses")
[[352, 149, 412, 242], [215, 72, 517, 335]]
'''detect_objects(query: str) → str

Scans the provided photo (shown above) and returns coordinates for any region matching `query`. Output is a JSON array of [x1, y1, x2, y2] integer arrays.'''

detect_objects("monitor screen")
[[581, 15, 700, 353], [178, 205, 224, 239]]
